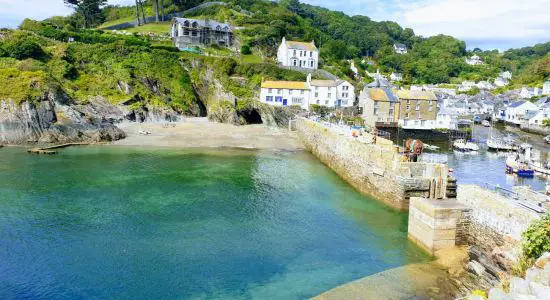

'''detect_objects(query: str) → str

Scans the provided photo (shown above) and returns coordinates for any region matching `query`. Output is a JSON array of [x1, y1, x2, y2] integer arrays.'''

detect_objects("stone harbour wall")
[[295, 118, 448, 210], [456, 185, 540, 254]]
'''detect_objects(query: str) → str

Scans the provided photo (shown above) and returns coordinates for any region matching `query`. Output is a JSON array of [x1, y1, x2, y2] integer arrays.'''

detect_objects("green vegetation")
[[522, 213, 550, 260]]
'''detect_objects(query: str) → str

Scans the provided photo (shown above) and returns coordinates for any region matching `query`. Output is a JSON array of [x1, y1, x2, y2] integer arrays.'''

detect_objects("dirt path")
[[113, 118, 303, 151]]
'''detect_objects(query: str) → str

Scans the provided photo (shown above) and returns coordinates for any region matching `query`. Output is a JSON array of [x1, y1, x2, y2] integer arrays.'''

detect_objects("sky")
[[1, 0, 550, 51]]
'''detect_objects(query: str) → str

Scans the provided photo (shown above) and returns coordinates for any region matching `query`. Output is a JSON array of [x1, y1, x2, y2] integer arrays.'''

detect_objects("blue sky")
[[1, 0, 550, 50]]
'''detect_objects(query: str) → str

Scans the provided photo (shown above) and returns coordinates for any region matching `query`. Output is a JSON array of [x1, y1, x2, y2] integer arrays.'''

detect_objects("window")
[[275, 96, 283, 102], [300, 90, 305, 95], [374, 102, 379, 115], [429, 105, 433, 112], [292, 97, 303, 104], [325, 100, 329, 105], [266, 96, 274, 102], [268, 88, 272, 93], [290, 89, 294, 95], [310, 61, 313, 67], [310, 51, 313, 57], [421, 120, 426, 126], [315, 92, 319, 98], [277, 89, 282, 95], [405, 112, 410, 119], [328, 93, 332, 98], [316, 100, 320, 104], [342, 93, 348, 98], [293, 50, 296, 56], [415, 101, 420, 111], [315, 86, 318, 91], [192, 31, 197, 37], [407, 99, 410, 105]]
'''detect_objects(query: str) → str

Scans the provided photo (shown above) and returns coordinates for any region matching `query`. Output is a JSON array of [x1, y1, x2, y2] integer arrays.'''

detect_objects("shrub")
[[3, 39, 46, 60], [542, 119, 550, 127], [241, 44, 252, 55], [522, 213, 550, 260]]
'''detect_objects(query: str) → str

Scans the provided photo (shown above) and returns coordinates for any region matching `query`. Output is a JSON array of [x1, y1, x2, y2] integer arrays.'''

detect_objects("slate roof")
[[396, 90, 438, 101], [286, 40, 318, 52], [394, 43, 407, 50], [366, 77, 391, 88], [509, 101, 527, 108], [366, 88, 399, 103], [310, 80, 343, 87], [174, 18, 232, 32]]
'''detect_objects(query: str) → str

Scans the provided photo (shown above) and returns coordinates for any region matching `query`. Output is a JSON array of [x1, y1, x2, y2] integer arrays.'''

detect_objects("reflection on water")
[[0, 146, 430, 299], [422, 125, 550, 192]]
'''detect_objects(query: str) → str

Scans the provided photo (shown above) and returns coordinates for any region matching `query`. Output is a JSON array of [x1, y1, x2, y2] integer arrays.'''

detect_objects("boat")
[[481, 120, 491, 127], [424, 144, 440, 151], [544, 135, 550, 144], [453, 139, 479, 152], [506, 144, 535, 178], [487, 136, 515, 151]]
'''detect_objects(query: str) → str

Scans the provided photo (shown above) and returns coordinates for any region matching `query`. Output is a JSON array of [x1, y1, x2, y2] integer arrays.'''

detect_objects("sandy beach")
[[113, 118, 303, 151]]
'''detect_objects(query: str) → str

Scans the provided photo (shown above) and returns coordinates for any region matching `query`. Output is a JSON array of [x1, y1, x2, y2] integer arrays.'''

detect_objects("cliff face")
[[0, 90, 182, 145]]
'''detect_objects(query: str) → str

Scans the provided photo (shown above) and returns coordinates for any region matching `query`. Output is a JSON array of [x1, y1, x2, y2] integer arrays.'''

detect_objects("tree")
[[160, 0, 166, 21], [154, 0, 160, 22], [135, 0, 141, 26], [64, 0, 107, 28]]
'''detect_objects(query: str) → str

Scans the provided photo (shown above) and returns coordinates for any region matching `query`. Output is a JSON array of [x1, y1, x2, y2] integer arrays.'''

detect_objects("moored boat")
[[487, 137, 515, 151], [481, 120, 491, 127], [506, 143, 535, 177]]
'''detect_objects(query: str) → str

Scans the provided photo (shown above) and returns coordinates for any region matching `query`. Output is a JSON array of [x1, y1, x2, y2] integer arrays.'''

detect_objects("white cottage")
[[390, 72, 403, 82], [277, 37, 319, 70], [466, 55, 483, 66], [393, 44, 408, 54], [505, 101, 538, 125], [526, 103, 550, 126], [259, 74, 354, 110]]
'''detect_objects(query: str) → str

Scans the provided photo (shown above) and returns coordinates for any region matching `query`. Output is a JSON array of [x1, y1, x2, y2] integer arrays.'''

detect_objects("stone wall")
[[456, 185, 540, 254], [295, 118, 448, 210]]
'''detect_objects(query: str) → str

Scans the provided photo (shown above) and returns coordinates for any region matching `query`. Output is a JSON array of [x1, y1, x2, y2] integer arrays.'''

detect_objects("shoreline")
[[113, 118, 304, 151]]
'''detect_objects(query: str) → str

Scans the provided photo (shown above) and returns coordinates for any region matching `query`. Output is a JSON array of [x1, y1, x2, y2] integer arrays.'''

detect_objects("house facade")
[[393, 44, 408, 54], [494, 77, 509, 87], [171, 18, 233, 49], [505, 101, 538, 125], [259, 75, 353, 110], [390, 72, 403, 82], [277, 37, 319, 70], [466, 55, 483, 65], [543, 81, 550, 95], [397, 90, 438, 130], [500, 71, 512, 80], [360, 86, 400, 128], [520, 87, 541, 99], [526, 103, 550, 126]]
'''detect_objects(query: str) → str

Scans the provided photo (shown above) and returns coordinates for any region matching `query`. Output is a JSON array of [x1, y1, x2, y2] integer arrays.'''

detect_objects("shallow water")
[[0, 146, 430, 299]]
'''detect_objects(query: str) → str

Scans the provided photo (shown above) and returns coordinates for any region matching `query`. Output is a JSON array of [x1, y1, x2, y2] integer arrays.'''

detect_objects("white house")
[[260, 80, 311, 110], [500, 71, 512, 80], [436, 109, 458, 130], [466, 55, 483, 65], [309, 76, 355, 107], [277, 37, 319, 70], [259, 74, 354, 110], [520, 87, 542, 99], [390, 72, 403, 82], [505, 100, 538, 125], [526, 103, 550, 126], [543, 81, 550, 95], [393, 44, 408, 54], [457, 81, 476, 92], [494, 77, 509, 87]]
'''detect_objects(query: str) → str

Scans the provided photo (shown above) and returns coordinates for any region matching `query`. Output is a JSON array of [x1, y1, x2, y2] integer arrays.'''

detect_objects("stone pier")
[[295, 118, 449, 210]]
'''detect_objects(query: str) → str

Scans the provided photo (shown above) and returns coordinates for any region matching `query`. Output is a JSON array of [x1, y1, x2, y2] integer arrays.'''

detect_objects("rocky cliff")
[[0, 90, 182, 145]]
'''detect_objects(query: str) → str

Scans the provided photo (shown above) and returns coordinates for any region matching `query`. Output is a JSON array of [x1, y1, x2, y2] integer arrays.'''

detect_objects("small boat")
[[544, 135, 550, 144], [487, 137, 515, 151], [506, 144, 535, 177], [453, 139, 478, 151], [482, 120, 491, 127], [424, 144, 440, 151]]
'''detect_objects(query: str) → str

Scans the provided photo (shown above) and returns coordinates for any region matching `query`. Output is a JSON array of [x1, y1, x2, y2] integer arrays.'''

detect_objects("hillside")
[[94, 0, 549, 87]]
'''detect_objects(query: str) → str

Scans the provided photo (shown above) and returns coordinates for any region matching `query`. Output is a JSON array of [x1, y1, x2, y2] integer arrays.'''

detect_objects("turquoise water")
[[0, 146, 430, 299]]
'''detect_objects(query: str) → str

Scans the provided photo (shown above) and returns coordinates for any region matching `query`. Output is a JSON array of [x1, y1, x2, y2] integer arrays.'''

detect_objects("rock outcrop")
[[0, 91, 181, 145]]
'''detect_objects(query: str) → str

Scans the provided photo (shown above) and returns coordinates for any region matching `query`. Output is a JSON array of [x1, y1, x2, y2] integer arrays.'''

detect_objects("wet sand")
[[114, 118, 303, 151]]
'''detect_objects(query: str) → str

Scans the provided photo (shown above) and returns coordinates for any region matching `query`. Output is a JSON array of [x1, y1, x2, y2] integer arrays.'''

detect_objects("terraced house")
[[171, 18, 233, 49], [360, 79, 400, 128], [397, 90, 439, 130], [259, 75, 354, 110], [277, 37, 319, 70]]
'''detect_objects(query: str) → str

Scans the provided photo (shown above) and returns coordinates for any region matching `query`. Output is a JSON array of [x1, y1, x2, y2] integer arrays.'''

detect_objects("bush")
[[542, 119, 550, 127], [522, 213, 550, 260], [241, 44, 252, 55], [3, 39, 46, 60]]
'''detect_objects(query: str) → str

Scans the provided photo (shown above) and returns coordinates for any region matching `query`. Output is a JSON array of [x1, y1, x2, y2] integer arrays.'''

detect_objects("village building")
[[504, 100, 538, 125], [259, 81, 311, 110], [397, 90, 438, 130], [466, 55, 484, 65], [457, 81, 476, 92], [360, 79, 399, 128], [390, 72, 403, 82], [494, 77, 509, 87], [309, 75, 355, 107], [525, 103, 550, 126], [520, 87, 542, 99], [277, 37, 319, 70], [436, 108, 458, 130], [259, 74, 353, 110], [171, 18, 233, 49], [477, 81, 496, 90], [500, 71, 513, 80], [393, 44, 408, 54], [543, 81, 550, 95]]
